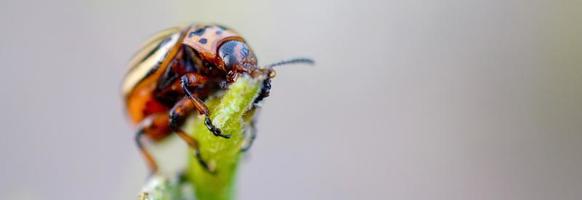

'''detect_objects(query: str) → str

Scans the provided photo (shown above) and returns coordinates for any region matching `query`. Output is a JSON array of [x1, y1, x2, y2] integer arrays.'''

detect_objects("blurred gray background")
[[1, 0, 581, 199]]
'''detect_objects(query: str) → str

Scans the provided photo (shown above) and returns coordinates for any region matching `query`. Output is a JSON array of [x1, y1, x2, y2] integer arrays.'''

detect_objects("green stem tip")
[[138, 75, 263, 200], [184, 75, 263, 200]]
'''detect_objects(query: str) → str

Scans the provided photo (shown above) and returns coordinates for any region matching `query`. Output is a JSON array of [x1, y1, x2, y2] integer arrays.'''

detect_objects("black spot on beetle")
[[189, 28, 205, 37], [199, 38, 207, 44]]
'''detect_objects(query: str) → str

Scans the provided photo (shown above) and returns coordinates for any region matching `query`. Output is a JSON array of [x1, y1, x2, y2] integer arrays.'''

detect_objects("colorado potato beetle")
[[122, 23, 313, 173]]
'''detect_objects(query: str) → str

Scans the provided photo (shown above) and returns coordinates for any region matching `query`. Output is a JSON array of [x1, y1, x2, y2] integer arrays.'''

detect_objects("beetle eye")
[[222, 54, 236, 71], [218, 40, 238, 71], [218, 40, 256, 72]]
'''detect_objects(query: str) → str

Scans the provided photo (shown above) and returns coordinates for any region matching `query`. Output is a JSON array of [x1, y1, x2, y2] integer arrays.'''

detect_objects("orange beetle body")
[[123, 24, 256, 127], [122, 23, 312, 173], [122, 24, 265, 172]]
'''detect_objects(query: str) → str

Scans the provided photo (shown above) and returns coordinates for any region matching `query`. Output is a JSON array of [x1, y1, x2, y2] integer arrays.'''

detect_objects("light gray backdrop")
[[1, 0, 581, 200]]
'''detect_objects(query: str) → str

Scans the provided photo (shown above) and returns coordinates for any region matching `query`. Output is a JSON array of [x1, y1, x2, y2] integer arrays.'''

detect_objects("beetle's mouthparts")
[[249, 67, 274, 79]]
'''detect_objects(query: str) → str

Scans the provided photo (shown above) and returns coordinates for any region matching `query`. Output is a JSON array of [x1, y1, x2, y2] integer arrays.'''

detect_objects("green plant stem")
[[138, 175, 186, 200], [184, 75, 262, 200]]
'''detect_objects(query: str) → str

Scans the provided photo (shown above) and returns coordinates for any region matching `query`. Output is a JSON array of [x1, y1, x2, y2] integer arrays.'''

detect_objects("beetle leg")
[[253, 78, 272, 107], [180, 75, 231, 138], [239, 76, 274, 153], [170, 97, 225, 174], [240, 73, 275, 152], [170, 97, 217, 174], [240, 118, 257, 152], [135, 130, 159, 174], [135, 111, 215, 174], [134, 113, 172, 174], [175, 129, 216, 174]]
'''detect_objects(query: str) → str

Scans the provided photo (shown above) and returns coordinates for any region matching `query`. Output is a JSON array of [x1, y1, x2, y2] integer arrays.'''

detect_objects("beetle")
[[122, 23, 313, 174]]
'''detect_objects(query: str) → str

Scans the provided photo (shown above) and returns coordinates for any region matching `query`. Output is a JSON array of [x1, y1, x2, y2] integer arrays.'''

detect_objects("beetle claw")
[[204, 116, 231, 138]]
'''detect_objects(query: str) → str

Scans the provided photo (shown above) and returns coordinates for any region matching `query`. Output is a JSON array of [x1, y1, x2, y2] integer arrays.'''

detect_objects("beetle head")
[[218, 40, 260, 82]]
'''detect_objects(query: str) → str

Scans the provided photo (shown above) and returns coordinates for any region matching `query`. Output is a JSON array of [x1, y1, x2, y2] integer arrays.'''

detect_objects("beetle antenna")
[[265, 57, 314, 68]]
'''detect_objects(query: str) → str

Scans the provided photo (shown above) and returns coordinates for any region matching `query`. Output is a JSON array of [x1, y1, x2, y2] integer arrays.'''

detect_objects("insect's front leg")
[[157, 73, 231, 139], [180, 74, 231, 138], [239, 76, 276, 153], [253, 78, 271, 107]]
